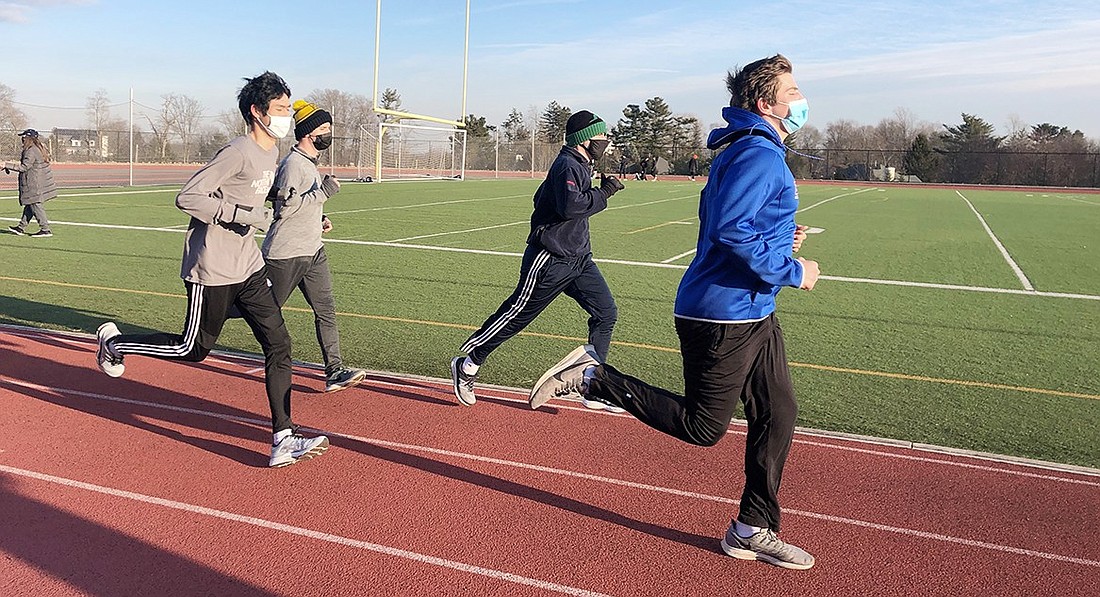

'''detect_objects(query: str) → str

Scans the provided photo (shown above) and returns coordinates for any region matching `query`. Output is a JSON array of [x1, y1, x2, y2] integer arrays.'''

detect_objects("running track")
[[1, 326, 1097, 596]]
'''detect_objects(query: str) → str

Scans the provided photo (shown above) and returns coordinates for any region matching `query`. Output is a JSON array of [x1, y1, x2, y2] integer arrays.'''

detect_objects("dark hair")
[[237, 71, 291, 125], [725, 54, 792, 113]]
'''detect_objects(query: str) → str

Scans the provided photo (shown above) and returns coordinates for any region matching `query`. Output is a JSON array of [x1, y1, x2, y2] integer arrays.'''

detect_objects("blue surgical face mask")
[[772, 98, 809, 134]]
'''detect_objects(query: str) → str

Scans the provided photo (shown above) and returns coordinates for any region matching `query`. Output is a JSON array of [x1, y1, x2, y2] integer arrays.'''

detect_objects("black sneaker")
[[324, 367, 368, 392], [29, 229, 52, 238], [450, 356, 477, 406], [8, 226, 25, 236]]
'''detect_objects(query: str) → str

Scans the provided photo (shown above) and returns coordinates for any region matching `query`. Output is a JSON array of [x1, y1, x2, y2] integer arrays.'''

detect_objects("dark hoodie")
[[526, 145, 610, 259]]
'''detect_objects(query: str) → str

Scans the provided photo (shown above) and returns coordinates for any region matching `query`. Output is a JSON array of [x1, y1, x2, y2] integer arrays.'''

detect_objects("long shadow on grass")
[[783, 306, 1100, 341], [0, 334, 284, 468], [332, 434, 719, 554], [0, 475, 282, 597], [0, 296, 162, 338]]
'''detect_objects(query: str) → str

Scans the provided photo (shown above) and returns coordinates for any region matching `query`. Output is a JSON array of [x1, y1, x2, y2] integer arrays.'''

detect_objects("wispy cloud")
[[0, 0, 92, 24]]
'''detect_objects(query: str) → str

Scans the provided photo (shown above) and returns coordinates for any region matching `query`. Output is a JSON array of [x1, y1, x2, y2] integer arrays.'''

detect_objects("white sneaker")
[[269, 433, 330, 468], [580, 396, 626, 414], [721, 525, 815, 570], [528, 345, 598, 410], [96, 322, 125, 377]]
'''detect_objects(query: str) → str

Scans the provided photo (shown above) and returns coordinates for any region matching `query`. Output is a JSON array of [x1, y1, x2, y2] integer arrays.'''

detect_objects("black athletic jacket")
[[526, 146, 610, 259]]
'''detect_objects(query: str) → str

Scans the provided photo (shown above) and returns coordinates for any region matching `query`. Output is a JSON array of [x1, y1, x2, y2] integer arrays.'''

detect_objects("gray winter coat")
[[12, 144, 58, 205]]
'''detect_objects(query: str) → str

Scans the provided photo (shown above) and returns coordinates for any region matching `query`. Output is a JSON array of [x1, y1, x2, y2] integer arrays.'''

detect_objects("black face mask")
[[585, 138, 610, 161], [312, 133, 333, 150]]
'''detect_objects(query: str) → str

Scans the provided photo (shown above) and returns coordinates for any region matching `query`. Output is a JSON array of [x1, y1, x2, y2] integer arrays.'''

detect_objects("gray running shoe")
[[720, 525, 815, 570], [96, 322, 125, 378], [269, 433, 329, 468], [528, 345, 598, 410], [8, 225, 25, 236], [450, 357, 477, 406], [325, 367, 368, 393]]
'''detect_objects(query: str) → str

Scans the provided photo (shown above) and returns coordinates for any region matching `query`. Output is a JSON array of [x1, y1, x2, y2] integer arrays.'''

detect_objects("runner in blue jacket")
[[529, 55, 820, 570]]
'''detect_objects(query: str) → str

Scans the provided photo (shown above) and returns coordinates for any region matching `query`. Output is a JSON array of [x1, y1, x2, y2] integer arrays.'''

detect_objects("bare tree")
[[84, 89, 113, 161], [216, 109, 247, 138], [146, 94, 204, 162], [0, 83, 28, 158]]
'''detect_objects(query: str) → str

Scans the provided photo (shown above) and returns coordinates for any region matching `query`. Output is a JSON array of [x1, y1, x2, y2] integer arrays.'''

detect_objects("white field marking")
[[387, 220, 527, 243], [244, 367, 264, 375], [163, 224, 190, 229], [3, 380, 1097, 570], [5, 323, 1098, 481], [0, 188, 175, 202], [5, 218, 1098, 301], [604, 194, 697, 211], [324, 193, 529, 215], [795, 187, 876, 213], [956, 190, 1035, 291], [661, 248, 696, 264], [820, 274, 1098, 301], [805, 227, 825, 234], [0, 464, 611, 597], [624, 220, 694, 235]]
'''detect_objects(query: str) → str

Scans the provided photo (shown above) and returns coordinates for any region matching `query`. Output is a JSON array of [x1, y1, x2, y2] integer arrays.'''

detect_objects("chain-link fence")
[[4, 126, 1099, 188]]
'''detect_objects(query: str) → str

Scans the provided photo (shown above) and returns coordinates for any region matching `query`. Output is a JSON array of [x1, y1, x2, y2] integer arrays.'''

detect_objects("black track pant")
[[461, 245, 618, 364], [587, 314, 797, 531], [110, 267, 294, 433]]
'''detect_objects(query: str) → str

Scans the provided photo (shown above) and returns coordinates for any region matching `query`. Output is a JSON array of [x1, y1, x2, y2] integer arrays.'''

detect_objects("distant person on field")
[[262, 99, 368, 393], [95, 71, 330, 468], [638, 156, 648, 181], [688, 153, 699, 181], [528, 54, 819, 570], [618, 154, 628, 178], [4, 129, 57, 238], [450, 111, 625, 409], [650, 155, 659, 181]]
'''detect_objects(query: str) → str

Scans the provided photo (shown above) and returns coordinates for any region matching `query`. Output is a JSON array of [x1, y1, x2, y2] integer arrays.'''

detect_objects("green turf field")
[[2, 180, 1098, 468]]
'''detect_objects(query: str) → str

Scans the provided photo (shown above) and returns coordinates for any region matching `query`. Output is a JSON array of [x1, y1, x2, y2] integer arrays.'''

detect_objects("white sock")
[[273, 429, 293, 445], [461, 357, 480, 376], [735, 521, 764, 538]]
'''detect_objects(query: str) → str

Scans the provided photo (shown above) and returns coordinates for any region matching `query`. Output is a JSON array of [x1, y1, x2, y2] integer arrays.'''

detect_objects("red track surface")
[[1, 326, 1097, 596]]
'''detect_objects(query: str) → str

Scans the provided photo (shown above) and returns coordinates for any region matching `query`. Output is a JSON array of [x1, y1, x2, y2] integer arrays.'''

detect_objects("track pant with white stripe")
[[461, 245, 617, 365], [109, 267, 294, 433]]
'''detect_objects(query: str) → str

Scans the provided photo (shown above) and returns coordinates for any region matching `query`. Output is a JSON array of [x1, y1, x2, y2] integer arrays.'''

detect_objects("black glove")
[[228, 204, 274, 231], [320, 175, 341, 197], [599, 174, 625, 196]]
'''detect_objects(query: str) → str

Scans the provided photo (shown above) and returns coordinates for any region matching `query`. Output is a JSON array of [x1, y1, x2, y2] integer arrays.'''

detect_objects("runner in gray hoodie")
[[261, 100, 368, 393], [95, 72, 329, 468]]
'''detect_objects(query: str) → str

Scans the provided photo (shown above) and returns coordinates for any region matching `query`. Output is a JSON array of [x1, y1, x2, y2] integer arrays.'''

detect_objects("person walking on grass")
[[450, 110, 626, 410], [688, 153, 700, 181], [95, 71, 329, 468], [261, 99, 368, 393], [4, 129, 57, 238], [528, 54, 819, 570]]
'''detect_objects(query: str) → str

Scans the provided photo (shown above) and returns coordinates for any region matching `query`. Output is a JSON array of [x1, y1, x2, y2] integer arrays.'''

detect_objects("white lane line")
[[624, 220, 694, 235], [388, 220, 527, 243], [4, 219, 1096, 301], [0, 464, 610, 597], [661, 248, 696, 264], [325, 193, 529, 215], [820, 275, 1099, 301], [605, 195, 696, 211], [1, 376, 1097, 568], [796, 187, 876, 213], [956, 190, 1035, 291]]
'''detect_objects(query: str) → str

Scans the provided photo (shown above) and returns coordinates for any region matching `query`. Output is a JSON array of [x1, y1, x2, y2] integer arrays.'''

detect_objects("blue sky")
[[4, 0, 1100, 139]]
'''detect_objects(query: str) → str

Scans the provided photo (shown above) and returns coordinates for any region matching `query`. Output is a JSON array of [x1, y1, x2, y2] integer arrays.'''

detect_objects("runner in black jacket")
[[450, 111, 625, 409]]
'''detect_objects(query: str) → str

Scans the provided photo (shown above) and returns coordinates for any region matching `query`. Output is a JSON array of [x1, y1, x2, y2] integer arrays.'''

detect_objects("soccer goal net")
[[357, 121, 467, 181]]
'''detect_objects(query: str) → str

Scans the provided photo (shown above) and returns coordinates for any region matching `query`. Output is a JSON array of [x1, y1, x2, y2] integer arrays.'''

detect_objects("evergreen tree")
[[940, 113, 1003, 183], [903, 133, 941, 182], [538, 101, 571, 144], [463, 114, 493, 138]]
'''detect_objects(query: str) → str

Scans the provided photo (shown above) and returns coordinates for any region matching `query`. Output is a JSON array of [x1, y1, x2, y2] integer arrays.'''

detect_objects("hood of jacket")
[[706, 106, 785, 151]]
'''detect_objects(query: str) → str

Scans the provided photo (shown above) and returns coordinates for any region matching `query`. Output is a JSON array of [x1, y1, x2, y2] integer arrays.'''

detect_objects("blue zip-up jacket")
[[526, 146, 610, 259], [673, 107, 804, 323]]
